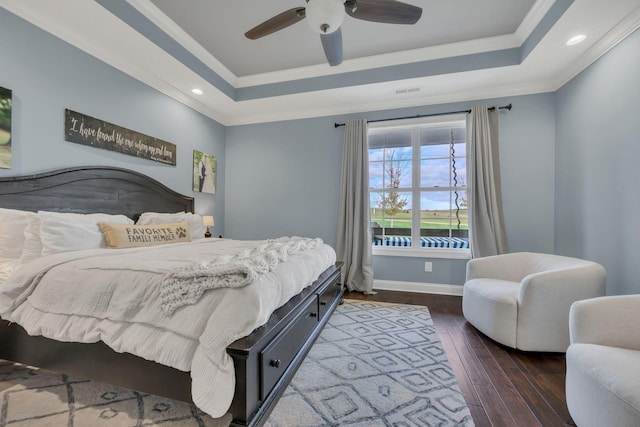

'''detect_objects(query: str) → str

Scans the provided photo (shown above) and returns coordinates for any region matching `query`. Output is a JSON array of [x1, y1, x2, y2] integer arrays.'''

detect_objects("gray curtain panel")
[[467, 105, 508, 258], [336, 119, 374, 293]]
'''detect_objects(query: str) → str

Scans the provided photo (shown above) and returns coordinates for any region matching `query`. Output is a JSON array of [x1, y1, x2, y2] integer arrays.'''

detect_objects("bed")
[[0, 166, 343, 427]]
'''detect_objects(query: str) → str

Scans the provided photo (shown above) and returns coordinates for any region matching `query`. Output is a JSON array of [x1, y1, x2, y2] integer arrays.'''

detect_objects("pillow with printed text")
[[99, 221, 191, 249]]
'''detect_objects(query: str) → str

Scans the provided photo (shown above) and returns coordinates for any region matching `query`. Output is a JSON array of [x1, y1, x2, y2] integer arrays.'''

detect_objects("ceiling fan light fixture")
[[245, 0, 422, 67], [306, 0, 345, 34]]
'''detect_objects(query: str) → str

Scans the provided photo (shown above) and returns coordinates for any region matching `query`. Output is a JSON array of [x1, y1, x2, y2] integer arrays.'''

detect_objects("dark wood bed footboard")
[[228, 262, 343, 427]]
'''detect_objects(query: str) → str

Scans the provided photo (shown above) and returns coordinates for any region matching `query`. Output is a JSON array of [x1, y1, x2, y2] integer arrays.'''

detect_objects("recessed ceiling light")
[[566, 35, 586, 46], [191, 88, 203, 95]]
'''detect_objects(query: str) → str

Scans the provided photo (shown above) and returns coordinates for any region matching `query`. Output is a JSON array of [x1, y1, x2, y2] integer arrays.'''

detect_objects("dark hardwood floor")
[[344, 290, 576, 427]]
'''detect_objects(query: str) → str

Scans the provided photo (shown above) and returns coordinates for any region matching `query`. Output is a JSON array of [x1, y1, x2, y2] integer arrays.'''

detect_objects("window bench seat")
[[373, 236, 469, 248]]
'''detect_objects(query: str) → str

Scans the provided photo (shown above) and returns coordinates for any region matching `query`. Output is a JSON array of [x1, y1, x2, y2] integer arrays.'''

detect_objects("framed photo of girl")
[[0, 86, 12, 169], [193, 150, 216, 194]]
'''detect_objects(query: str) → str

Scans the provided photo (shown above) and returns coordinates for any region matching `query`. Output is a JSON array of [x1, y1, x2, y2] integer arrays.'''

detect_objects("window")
[[368, 115, 470, 258]]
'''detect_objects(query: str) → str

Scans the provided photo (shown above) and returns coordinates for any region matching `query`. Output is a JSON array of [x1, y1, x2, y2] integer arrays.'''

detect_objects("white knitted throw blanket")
[[160, 236, 323, 315]]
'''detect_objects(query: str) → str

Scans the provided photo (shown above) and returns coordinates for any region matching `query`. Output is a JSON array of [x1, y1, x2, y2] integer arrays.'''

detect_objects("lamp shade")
[[203, 215, 214, 227]]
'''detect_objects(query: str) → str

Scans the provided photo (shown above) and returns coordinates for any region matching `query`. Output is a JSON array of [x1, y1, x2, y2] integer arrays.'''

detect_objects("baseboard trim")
[[373, 279, 464, 296]]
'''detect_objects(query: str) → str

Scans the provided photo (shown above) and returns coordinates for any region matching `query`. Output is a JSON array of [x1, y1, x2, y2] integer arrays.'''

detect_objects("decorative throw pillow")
[[98, 221, 191, 249]]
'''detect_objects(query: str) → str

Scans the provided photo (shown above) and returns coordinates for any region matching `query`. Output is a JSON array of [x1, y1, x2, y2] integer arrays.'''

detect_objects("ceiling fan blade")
[[345, 0, 422, 25], [320, 28, 343, 66], [245, 8, 306, 40]]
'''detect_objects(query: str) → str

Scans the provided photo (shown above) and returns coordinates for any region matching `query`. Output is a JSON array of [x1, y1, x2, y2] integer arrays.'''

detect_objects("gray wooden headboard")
[[0, 166, 194, 219]]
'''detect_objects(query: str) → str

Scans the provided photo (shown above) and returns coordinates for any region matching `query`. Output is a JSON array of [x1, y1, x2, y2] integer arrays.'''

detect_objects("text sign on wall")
[[64, 109, 176, 166]]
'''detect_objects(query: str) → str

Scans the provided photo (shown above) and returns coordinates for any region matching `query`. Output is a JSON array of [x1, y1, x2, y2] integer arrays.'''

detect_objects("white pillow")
[[39, 211, 134, 256], [137, 211, 185, 220], [137, 212, 206, 239], [0, 208, 37, 259], [20, 214, 43, 263]]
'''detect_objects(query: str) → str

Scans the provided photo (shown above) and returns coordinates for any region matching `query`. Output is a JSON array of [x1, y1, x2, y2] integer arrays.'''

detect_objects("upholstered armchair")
[[566, 295, 640, 427], [462, 252, 606, 352]]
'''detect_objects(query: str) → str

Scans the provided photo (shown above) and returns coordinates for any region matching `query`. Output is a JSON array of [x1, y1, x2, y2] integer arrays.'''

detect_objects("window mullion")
[[412, 128, 420, 247]]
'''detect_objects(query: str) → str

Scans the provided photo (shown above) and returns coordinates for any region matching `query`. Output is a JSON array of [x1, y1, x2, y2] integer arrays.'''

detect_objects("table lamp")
[[203, 215, 214, 238]]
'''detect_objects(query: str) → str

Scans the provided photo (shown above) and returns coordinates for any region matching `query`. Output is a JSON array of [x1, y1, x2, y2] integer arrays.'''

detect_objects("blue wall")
[[226, 93, 557, 287], [0, 8, 225, 236], [556, 28, 640, 295]]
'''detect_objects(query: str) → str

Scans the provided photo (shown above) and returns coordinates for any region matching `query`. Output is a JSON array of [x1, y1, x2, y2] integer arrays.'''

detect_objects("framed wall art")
[[0, 86, 12, 169], [193, 150, 216, 194]]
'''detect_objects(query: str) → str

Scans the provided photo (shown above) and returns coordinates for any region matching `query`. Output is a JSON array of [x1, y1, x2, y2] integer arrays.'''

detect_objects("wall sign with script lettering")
[[64, 109, 177, 166]]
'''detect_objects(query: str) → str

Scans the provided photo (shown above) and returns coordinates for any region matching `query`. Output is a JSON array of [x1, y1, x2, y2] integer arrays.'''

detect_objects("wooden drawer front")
[[260, 296, 319, 399], [318, 281, 341, 319]]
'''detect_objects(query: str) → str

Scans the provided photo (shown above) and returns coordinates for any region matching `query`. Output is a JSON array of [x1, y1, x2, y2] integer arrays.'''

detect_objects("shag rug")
[[0, 300, 474, 427]]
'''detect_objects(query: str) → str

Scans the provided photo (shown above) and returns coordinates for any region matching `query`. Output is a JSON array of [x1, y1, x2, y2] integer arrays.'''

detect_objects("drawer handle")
[[309, 312, 318, 318], [270, 359, 281, 368], [320, 301, 327, 306]]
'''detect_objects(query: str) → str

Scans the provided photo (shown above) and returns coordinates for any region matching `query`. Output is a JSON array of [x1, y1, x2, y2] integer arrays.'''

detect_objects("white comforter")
[[0, 238, 336, 418]]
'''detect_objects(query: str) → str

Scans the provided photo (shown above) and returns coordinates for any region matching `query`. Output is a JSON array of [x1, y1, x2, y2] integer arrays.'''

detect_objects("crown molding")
[[225, 78, 557, 126], [548, 4, 640, 91], [126, 0, 239, 87], [0, 0, 232, 124], [515, 0, 556, 43], [236, 33, 521, 88], [4, 0, 635, 127], [124, 0, 525, 89]]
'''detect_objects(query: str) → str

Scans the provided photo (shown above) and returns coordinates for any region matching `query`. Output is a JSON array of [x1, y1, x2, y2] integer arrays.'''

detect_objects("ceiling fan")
[[244, 0, 422, 67]]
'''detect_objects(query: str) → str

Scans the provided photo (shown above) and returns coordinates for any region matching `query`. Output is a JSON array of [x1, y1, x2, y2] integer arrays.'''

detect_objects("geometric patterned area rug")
[[0, 358, 222, 427], [0, 300, 474, 427], [266, 300, 475, 427]]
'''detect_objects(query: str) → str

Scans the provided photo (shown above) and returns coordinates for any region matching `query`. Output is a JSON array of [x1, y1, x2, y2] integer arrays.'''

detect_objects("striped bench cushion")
[[374, 236, 469, 249]]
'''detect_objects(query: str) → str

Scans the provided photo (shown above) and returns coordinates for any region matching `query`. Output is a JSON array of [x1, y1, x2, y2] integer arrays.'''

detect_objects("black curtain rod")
[[334, 103, 512, 128]]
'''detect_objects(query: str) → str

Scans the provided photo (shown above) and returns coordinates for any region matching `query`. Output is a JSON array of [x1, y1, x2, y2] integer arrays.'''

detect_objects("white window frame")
[[368, 114, 471, 260]]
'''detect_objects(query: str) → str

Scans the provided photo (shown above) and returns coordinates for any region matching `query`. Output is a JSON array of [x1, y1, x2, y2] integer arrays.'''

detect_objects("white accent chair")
[[566, 295, 640, 427], [462, 252, 605, 352]]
